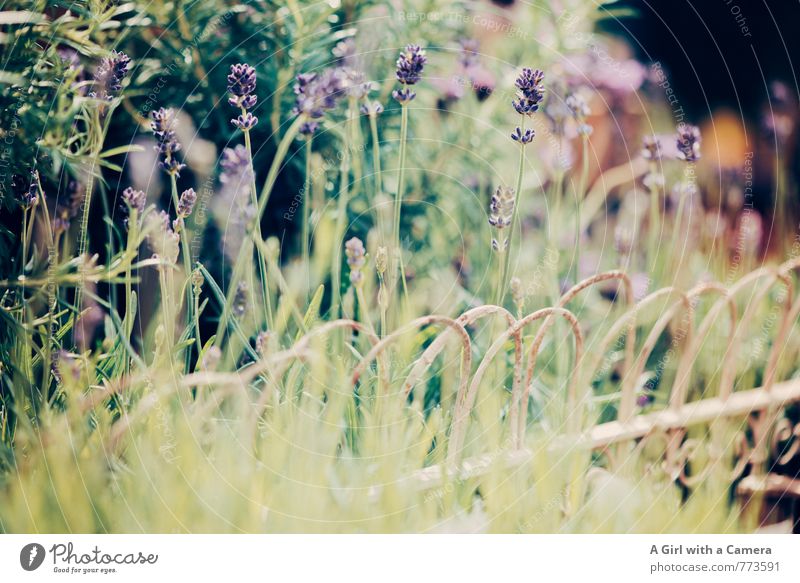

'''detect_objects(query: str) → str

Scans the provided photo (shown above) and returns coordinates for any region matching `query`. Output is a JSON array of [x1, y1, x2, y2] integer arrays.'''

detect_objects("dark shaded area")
[[603, 0, 800, 120], [599, 1, 800, 245]]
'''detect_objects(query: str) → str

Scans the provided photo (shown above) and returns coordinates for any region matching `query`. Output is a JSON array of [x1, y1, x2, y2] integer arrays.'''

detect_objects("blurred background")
[[604, 0, 800, 232]]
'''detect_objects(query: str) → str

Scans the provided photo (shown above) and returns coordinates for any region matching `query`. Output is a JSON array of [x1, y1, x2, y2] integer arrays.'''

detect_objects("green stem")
[[75, 106, 114, 326], [393, 105, 411, 303], [123, 211, 138, 375], [213, 238, 253, 348], [302, 135, 313, 267], [158, 267, 178, 377], [20, 207, 33, 385], [492, 242, 506, 306], [378, 276, 387, 339], [331, 100, 360, 319], [646, 160, 660, 275], [355, 285, 375, 335], [21, 208, 29, 276], [500, 118, 527, 304], [171, 175, 196, 372], [369, 112, 383, 197], [668, 167, 693, 281], [243, 122, 273, 330], [215, 117, 304, 347]]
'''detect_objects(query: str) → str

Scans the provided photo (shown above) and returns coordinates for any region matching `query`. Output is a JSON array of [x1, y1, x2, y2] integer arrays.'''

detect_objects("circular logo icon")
[[20, 543, 45, 571]]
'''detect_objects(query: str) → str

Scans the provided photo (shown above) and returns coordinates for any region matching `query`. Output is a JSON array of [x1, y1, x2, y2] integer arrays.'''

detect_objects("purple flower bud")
[[392, 87, 416, 104], [345, 237, 366, 269], [676, 124, 701, 162], [22, 170, 39, 208], [488, 185, 515, 250], [177, 188, 197, 217], [395, 44, 426, 86], [470, 66, 495, 102], [360, 100, 384, 116], [151, 108, 186, 177], [233, 281, 248, 317], [512, 67, 545, 116], [565, 92, 590, 118], [641, 135, 662, 160], [292, 69, 345, 120], [299, 121, 320, 136], [220, 145, 251, 185], [95, 50, 131, 100], [511, 126, 534, 144], [121, 186, 147, 217], [345, 237, 366, 285], [227, 63, 257, 109], [458, 39, 480, 70], [232, 111, 258, 130]]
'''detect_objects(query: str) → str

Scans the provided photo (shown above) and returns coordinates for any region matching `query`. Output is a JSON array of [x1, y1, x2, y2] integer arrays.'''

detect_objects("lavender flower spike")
[[292, 69, 344, 135], [488, 186, 515, 229], [396, 44, 426, 84], [227, 63, 258, 110], [23, 170, 40, 208], [151, 108, 185, 176], [512, 67, 545, 116], [345, 237, 366, 285], [177, 188, 197, 217], [228, 63, 259, 130], [393, 44, 426, 104], [95, 50, 131, 100], [220, 144, 252, 186], [489, 185, 515, 250], [121, 187, 146, 214], [676, 124, 701, 162]]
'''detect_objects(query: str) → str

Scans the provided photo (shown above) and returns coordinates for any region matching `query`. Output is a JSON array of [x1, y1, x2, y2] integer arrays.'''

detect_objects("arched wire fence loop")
[[620, 288, 693, 423], [401, 306, 519, 420], [726, 268, 797, 477], [518, 271, 636, 444], [578, 287, 680, 413], [447, 307, 583, 467], [669, 283, 737, 409], [350, 316, 472, 401]]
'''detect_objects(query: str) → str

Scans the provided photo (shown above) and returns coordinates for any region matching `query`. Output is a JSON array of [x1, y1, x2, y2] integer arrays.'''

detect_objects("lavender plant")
[[391, 44, 427, 309]]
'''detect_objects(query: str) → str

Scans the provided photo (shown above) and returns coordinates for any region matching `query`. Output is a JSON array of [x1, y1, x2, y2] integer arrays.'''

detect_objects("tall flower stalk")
[[498, 67, 544, 303], [291, 68, 347, 313], [489, 186, 516, 305], [331, 97, 359, 318], [301, 134, 314, 266], [228, 63, 273, 330], [642, 135, 664, 272], [120, 187, 146, 373], [566, 92, 592, 284], [669, 124, 702, 278], [150, 107, 196, 369], [214, 115, 306, 348], [391, 44, 426, 308], [75, 51, 131, 323]]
